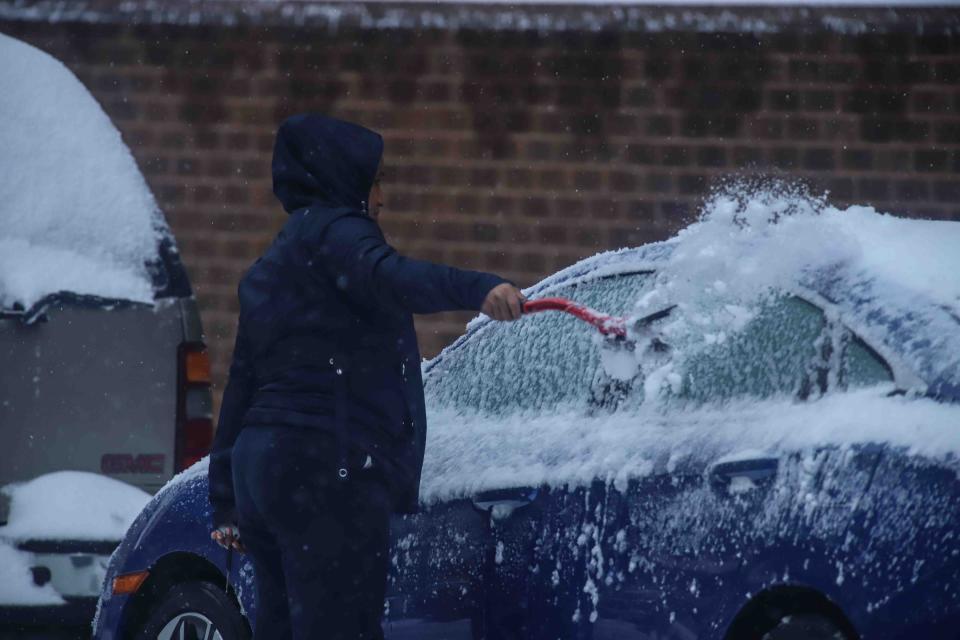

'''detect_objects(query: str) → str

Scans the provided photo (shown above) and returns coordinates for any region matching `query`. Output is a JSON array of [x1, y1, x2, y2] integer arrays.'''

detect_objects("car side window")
[[638, 295, 896, 407], [424, 272, 654, 416], [843, 337, 894, 388], [673, 295, 828, 404]]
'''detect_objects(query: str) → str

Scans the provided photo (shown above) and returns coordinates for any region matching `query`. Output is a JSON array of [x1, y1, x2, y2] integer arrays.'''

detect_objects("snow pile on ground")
[[0, 33, 161, 310], [0, 471, 151, 542], [0, 539, 65, 606], [420, 387, 960, 503]]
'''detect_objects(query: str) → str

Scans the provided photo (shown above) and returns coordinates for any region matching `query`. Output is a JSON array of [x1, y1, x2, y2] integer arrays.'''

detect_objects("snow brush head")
[[520, 298, 675, 382]]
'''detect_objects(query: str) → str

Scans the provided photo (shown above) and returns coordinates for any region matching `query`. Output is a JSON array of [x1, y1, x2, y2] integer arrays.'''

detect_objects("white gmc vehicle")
[[0, 32, 212, 632]]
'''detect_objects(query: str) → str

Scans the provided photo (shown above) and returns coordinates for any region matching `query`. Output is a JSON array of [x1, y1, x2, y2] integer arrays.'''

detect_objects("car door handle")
[[709, 457, 779, 495], [472, 487, 538, 519]]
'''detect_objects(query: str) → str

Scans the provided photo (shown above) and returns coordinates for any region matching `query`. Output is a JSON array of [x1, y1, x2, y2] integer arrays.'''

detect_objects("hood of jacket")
[[271, 113, 384, 214]]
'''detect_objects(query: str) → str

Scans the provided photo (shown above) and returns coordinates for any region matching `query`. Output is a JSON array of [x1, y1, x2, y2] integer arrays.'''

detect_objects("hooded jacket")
[[208, 114, 507, 523]]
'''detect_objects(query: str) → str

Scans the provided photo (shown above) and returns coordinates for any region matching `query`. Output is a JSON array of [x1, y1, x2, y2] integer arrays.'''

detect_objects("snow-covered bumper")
[[0, 537, 116, 626], [20, 539, 114, 598]]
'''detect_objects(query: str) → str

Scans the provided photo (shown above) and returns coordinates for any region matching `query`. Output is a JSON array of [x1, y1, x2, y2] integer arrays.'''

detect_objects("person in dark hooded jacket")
[[207, 113, 525, 640]]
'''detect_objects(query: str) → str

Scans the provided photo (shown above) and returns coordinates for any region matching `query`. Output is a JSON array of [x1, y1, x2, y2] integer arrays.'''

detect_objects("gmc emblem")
[[101, 453, 165, 474]]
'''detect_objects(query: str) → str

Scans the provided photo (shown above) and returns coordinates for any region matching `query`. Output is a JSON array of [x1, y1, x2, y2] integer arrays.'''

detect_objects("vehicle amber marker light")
[[185, 349, 212, 384], [112, 570, 150, 595]]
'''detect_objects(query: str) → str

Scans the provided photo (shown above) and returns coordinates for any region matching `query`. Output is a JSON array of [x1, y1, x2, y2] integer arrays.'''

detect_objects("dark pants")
[[232, 425, 392, 640]]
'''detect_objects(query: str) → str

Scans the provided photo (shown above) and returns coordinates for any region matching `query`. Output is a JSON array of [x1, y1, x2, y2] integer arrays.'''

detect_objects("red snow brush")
[[521, 297, 628, 338], [521, 297, 677, 353]]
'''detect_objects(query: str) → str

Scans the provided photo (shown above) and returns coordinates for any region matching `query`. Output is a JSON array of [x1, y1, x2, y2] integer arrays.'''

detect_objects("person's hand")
[[211, 525, 245, 553], [482, 283, 527, 321]]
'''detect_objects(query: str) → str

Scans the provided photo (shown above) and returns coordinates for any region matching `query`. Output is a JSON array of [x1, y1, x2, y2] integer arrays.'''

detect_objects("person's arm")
[[208, 323, 256, 532], [312, 214, 512, 315]]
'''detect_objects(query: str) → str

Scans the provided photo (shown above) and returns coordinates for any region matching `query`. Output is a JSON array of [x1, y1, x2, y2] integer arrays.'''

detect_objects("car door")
[[383, 499, 488, 639], [424, 270, 655, 639], [848, 446, 960, 638], [582, 296, 917, 639], [839, 428, 960, 637], [513, 296, 828, 638]]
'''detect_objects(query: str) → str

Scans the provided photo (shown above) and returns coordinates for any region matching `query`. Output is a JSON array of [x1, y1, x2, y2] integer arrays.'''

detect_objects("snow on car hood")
[[0, 471, 150, 542], [0, 33, 162, 309]]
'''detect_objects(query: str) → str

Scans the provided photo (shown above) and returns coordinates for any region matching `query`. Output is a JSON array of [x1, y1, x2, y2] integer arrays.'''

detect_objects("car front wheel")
[[135, 580, 249, 640]]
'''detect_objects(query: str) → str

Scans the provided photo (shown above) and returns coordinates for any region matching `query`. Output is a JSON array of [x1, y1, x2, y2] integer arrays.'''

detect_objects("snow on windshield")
[[0, 33, 162, 310]]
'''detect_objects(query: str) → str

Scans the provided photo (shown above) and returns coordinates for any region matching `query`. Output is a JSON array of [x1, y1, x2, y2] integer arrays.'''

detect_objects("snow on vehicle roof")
[[459, 184, 960, 398], [0, 33, 163, 310], [0, 471, 151, 542]]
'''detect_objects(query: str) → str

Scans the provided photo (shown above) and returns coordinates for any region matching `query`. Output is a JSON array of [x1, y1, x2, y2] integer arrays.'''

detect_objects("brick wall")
[[2, 10, 958, 417]]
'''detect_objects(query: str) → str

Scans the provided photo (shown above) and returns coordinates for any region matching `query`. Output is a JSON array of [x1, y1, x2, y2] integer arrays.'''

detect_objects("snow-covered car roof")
[[0, 33, 171, 311], [443, 194, 960, 403]]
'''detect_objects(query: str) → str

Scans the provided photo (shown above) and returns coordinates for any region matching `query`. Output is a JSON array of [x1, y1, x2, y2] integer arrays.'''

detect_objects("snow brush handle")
[[521, 297, 627, 338]]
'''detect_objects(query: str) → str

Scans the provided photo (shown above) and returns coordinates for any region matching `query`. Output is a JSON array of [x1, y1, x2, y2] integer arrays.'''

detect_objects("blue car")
[[94, 219, 960, 640]]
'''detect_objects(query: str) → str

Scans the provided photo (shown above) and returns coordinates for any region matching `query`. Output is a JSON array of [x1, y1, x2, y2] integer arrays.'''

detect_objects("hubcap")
[[157, 612, 224, 640]]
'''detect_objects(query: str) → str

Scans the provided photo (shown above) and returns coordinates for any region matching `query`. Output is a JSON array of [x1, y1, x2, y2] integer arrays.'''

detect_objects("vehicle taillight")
[[176, 342, 213, 472]]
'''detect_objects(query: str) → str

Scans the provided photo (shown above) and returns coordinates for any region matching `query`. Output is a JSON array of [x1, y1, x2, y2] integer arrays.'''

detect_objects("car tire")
[[134, 580, 249, 640], [761, 612, 849, 640]]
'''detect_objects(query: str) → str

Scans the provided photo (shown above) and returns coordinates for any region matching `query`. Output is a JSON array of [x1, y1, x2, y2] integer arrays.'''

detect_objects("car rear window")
[[844, 337, 894, 389]]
